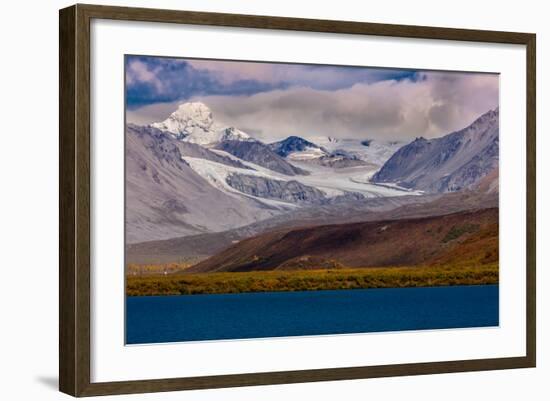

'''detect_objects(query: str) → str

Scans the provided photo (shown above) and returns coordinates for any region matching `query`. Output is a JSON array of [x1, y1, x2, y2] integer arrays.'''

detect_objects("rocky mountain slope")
[[372, 108, 499, 193], [188, 207, 498, 272], [125, 125, 290, 243], [126, 189, 497, 265], [215, 140, 308, 176]]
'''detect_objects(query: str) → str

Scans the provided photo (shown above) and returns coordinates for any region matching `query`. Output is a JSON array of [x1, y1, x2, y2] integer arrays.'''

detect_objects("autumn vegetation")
[[126, 262, 498, 296], [126, 208, 499, 296]]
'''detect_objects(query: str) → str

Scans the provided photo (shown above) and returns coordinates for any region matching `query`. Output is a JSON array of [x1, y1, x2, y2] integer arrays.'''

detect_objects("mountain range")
[[125, 124, 293, 243], [126, 101, 499, 249]]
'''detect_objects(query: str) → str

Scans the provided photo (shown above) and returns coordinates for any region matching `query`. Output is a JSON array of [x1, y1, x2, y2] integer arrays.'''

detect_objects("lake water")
[[126, 285, 498, 344]]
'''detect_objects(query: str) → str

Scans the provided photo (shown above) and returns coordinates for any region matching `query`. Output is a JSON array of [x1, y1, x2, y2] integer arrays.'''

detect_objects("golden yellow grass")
[[126, 263, 498, 296], [126, 263, 193, 276]]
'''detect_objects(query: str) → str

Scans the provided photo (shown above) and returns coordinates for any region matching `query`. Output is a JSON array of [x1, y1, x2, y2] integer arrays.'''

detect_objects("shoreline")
[[126, 264, 498, 296]]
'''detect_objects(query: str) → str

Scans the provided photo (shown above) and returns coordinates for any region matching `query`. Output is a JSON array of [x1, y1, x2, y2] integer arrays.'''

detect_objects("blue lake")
[[126, 285, 498, 344]]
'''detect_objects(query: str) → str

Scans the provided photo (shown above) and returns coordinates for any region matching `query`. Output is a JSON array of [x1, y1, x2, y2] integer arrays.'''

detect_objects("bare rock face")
[[372, 108, 499, 193], [215, 140, 309, 176], [225, 174, 327, 204], [175, 140, 253, 170], [313, 150, 369, 169], [225, 173, 365, 205]]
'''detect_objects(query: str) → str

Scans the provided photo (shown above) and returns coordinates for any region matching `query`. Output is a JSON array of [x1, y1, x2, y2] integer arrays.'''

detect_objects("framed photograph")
[[59, 4, 536, 397]]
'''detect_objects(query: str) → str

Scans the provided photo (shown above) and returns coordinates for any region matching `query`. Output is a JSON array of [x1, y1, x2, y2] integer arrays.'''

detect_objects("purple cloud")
[[128, 71, 498, 142]]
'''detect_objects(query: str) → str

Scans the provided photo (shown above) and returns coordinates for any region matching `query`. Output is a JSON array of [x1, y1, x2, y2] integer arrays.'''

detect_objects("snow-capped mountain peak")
[[268, 136, 328, 159], [150, 102, 253, 146], [172, 102, 214, 126], [151, 102, 216, 137]]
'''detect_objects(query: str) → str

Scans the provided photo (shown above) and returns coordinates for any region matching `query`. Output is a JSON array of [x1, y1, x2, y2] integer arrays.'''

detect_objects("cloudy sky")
[[126, 55, 499, 142]]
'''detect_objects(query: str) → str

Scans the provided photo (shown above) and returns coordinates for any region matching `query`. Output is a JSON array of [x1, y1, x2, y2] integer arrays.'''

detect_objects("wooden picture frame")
[[59, 3, 536, 397]]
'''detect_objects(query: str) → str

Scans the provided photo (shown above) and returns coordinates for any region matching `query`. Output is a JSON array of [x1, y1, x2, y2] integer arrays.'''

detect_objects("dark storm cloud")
[[125, 56, 288, 108], [125, 56, 416, 108]]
